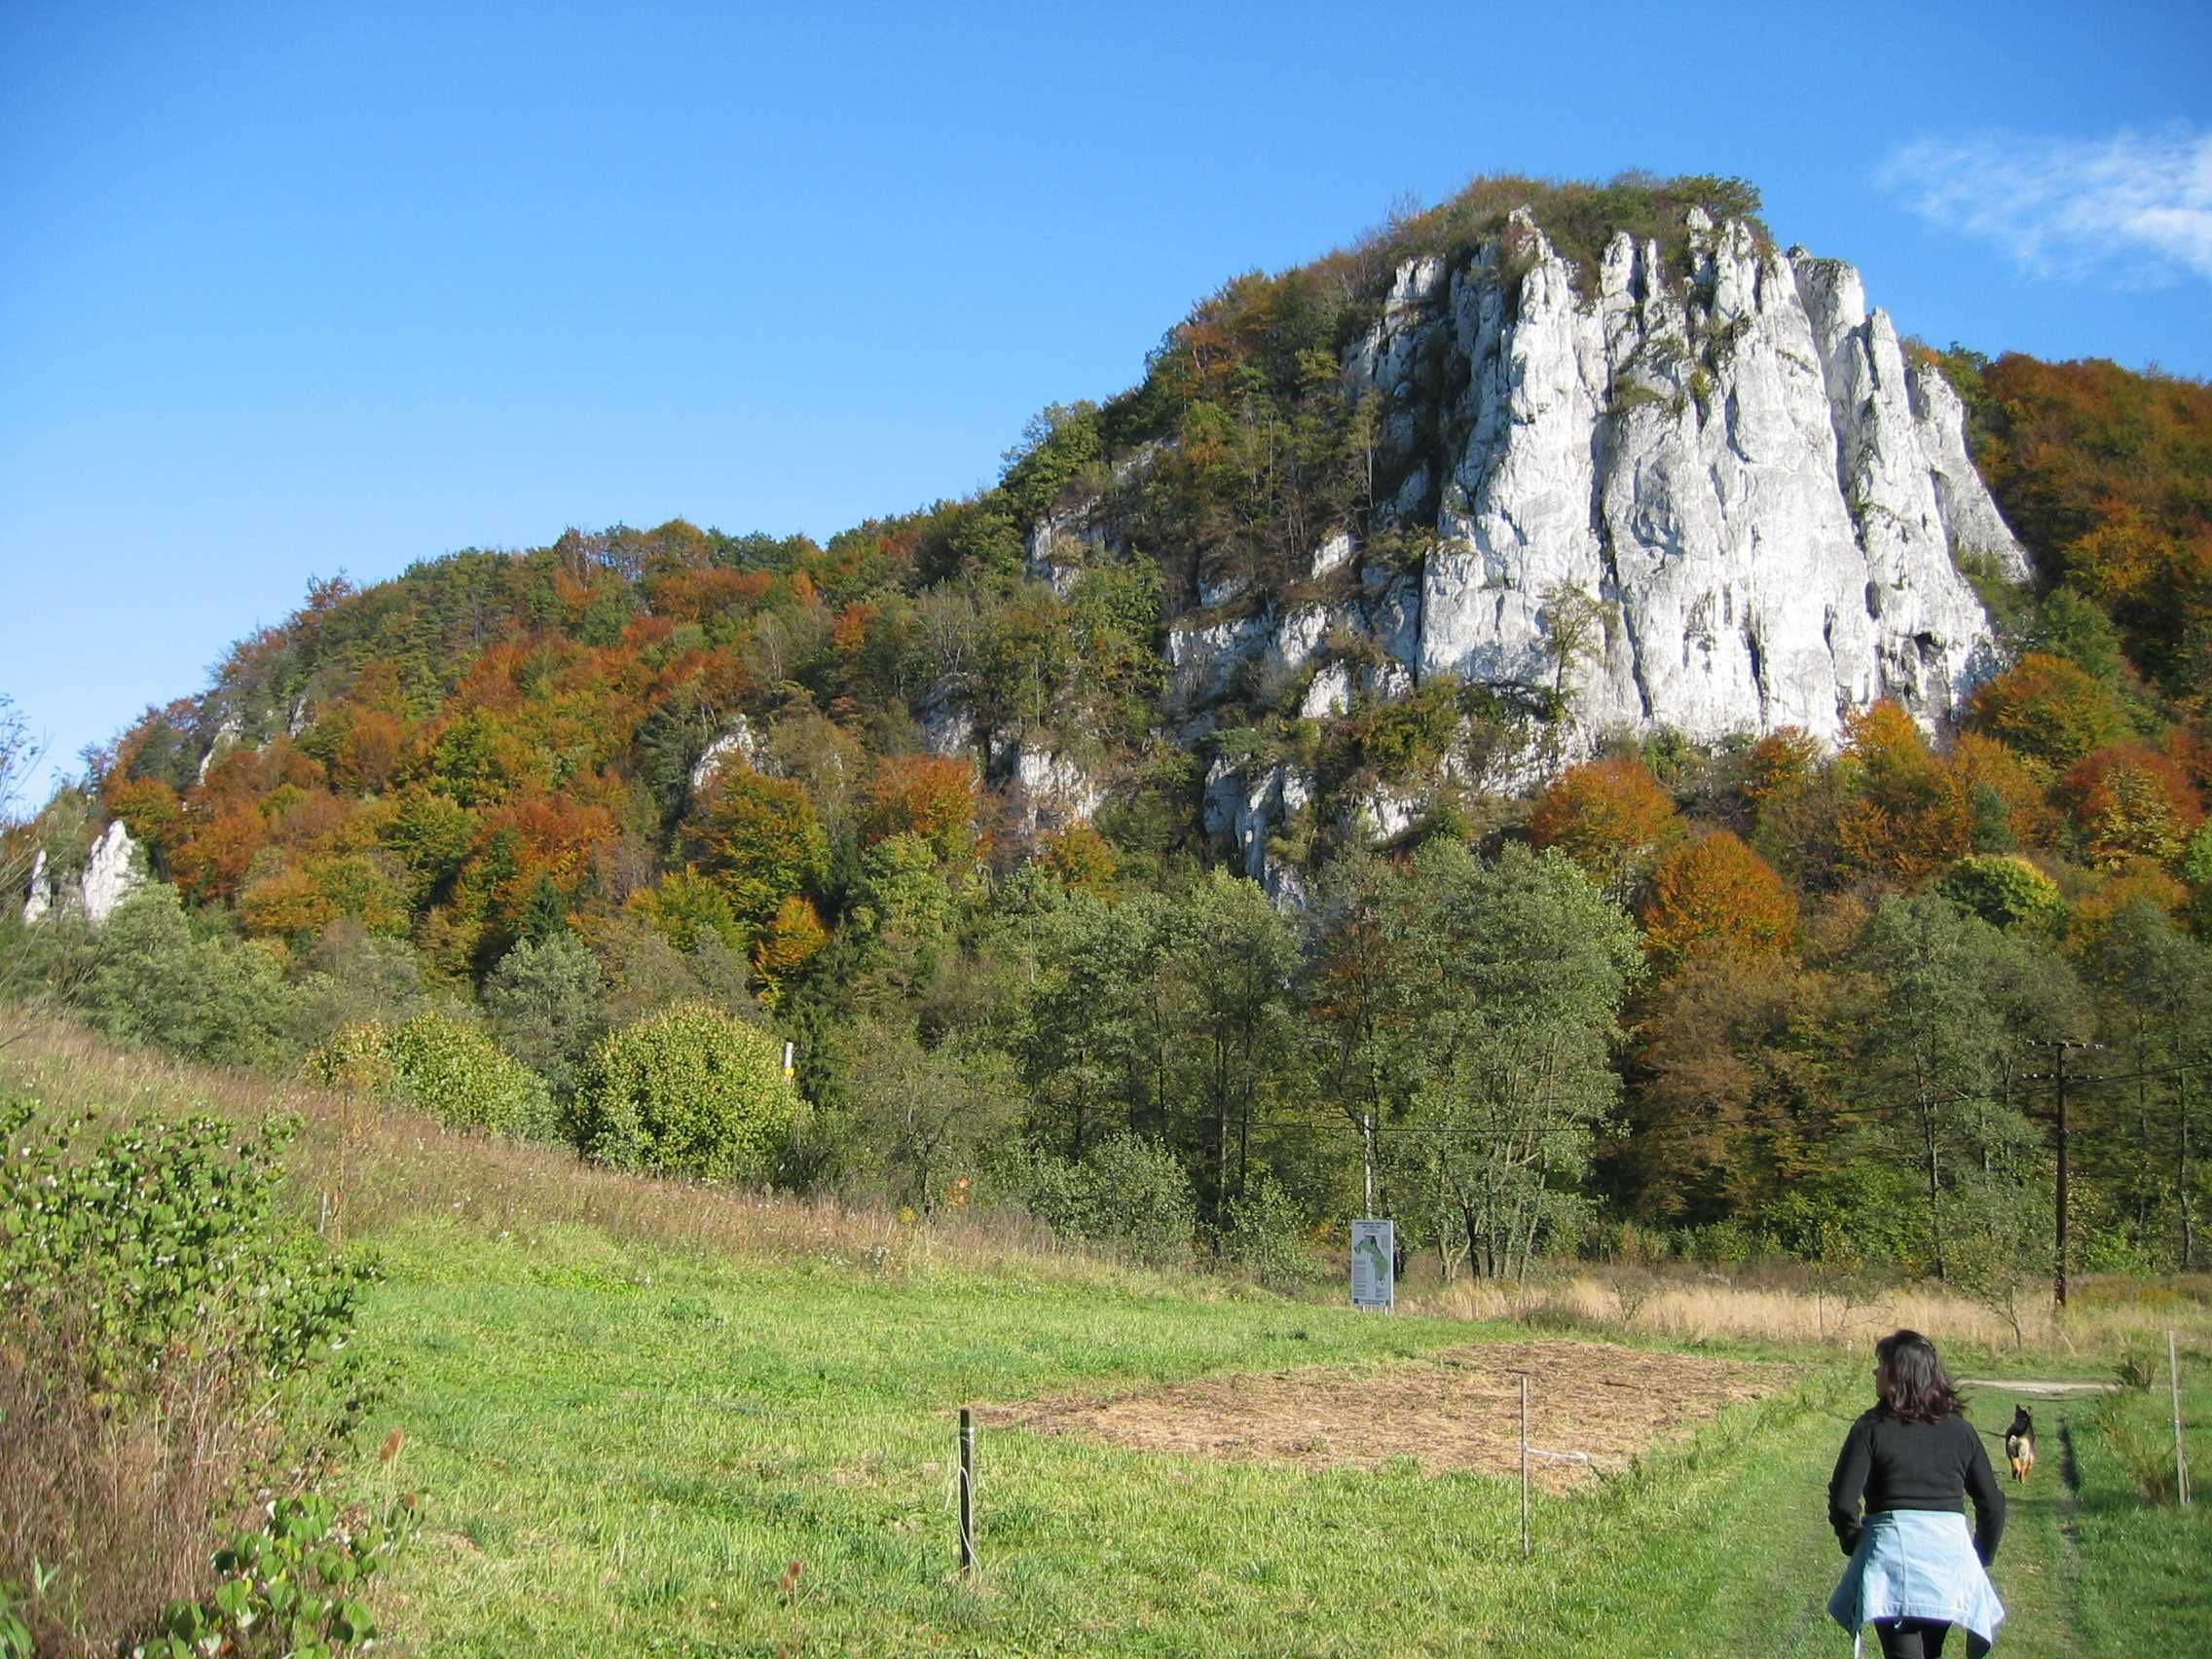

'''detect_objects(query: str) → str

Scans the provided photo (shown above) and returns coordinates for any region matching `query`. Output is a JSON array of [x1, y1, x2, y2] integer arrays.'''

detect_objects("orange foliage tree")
[[2054, 745, 2204, 866], [1832, 701, 1972, 884], [1968, 652, 2132, 768], [752, 894, 830, 1003], [1640, 831, 1798, 965], [1034, 823, 1118, 897], [1526, 757, 1681, 901], [1736, 726, 1820, 821], [861, 755, 978, 861]]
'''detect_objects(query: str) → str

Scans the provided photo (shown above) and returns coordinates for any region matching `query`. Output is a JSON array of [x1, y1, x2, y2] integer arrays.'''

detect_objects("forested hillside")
[[10, 173, 2212, 1286]]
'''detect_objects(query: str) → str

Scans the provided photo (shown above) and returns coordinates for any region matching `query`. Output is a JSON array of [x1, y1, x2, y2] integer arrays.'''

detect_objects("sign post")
[[1350, 1219, 1394, 1312]]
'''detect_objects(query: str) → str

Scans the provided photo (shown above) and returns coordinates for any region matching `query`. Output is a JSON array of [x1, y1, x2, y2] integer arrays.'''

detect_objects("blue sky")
[[3, 0, 2208, 799]]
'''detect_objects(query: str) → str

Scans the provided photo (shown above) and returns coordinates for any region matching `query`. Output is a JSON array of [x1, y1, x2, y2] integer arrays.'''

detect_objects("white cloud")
[[1879, 125, 2212, 286]]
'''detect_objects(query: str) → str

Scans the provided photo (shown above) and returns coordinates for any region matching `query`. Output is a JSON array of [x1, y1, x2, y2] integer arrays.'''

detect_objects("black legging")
[[1874, 1618, 1993, 1659]]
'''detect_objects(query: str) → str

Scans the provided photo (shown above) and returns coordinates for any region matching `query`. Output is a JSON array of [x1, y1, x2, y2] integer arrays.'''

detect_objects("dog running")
[[2005, 1405, 2037, 1483]]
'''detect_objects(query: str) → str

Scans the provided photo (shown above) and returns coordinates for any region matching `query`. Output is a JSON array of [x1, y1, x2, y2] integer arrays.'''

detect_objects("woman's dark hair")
[[1874, 1329, 1967, 1422]]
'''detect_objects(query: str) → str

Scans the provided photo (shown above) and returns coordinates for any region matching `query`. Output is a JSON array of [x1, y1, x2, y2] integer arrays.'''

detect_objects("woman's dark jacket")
[[1827, 1407, 2007, 1563]]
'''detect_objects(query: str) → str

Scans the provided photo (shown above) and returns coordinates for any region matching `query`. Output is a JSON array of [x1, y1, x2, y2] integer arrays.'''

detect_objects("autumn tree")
[[1526, 757, 1681, 903], [2053, 745, 2203, 866], [1968, 653, 2132, 767], [1640, 830, 1797, 966], [861, 754, 978, 860], [1832, 700, 1972, 884], [687, 765, 830, 930]]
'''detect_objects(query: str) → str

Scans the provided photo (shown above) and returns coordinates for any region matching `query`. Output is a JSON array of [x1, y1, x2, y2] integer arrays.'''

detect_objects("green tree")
[[833, 1015, 1021, 1212], [485, 932, 608, 1101], [572, 1002, 802, 1181], [1935, 855, 2066, 933], [1016, 890, 1174, 1159], [1164, 868, 1303, 1232], [1851, 896, 2067, 1279], [1388, 842, 1642, 1278]]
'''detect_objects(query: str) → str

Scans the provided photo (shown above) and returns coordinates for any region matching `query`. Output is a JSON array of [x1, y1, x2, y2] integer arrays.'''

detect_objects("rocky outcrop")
[[22, 820, 144, 926], [1203, 757, 1313, 907], [690, 717, 764, 791], [1337, 208, 2027, 745], [996, 739, 1107, 835]]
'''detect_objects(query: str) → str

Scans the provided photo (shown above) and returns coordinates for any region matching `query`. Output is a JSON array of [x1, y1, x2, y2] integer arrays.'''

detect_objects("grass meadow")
[[6, 1015, 2208, 1654]]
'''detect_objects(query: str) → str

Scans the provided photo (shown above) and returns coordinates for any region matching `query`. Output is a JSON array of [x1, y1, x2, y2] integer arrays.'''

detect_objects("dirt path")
[[1968, 1393, 2085, 1657]]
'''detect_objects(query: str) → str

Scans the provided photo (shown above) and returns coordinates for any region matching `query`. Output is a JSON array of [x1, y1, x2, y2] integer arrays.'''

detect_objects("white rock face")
[[21, 820, 145, 926], [1004, 742, 1105, 834], [1203, 757, 1313, 908], [1301, 662, 1354, 719], [197, 714, 243, 783], [20, 847, 49, 924], [690, 717, 763, 791], [1341, 213, 2028, 744], [80, 820, 141, 923], [1024, 504, 1109, 598], [1311, 531, 1356, 579]]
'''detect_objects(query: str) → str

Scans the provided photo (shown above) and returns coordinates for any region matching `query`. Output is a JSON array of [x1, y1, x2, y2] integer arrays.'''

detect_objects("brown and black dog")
[[2005, 1405, 2037, 1483]]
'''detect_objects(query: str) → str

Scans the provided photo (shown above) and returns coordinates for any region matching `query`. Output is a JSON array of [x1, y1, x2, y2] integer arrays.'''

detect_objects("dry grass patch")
[[984, 1338, 1791, 1491], [1417, 1271, 2212, 1357]]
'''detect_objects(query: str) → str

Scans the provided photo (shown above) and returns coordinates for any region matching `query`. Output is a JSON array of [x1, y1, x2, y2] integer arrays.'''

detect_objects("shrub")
[[306, 1010, 556, 1140], [1017, 1133, 1197, 1269], [78, 884, 298, 1069], [0, 1102, 385, 1653], [386, 1009, 557, 1139], [1224, 1173, 1325, 1290], [571, 1002, 801, 1181]]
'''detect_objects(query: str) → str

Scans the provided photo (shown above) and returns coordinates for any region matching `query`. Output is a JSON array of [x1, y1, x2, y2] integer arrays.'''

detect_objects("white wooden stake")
[[1520, 1373, 1530, 1560], [2172, 1329, 2192, 1508]]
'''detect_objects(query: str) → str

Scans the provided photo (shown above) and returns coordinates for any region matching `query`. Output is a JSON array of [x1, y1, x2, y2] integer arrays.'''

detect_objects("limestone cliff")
[[1166, 207, 2027, 754], [21, 819, 144, 926]]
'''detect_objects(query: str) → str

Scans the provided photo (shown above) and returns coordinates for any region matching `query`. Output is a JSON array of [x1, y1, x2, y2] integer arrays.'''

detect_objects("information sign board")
[[1350, 1218, 1394, 1310]]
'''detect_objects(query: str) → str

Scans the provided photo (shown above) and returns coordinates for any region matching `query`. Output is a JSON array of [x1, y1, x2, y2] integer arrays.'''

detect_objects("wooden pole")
[[1520, 1374, 1531, 1560], [2054, 1046, 2071, 1309], [958, 1407, 977, 1573], [2172, 1331, 2192, 1509]]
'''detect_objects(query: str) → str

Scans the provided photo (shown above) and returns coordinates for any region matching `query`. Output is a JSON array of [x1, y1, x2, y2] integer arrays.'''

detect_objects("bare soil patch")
[[985, 1339, 1793, 1492]]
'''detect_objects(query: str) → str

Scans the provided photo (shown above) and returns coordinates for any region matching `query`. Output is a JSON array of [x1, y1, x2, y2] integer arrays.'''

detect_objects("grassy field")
[[6, 1018, 2208, 1654], [344, 1220, 2210, 1655]]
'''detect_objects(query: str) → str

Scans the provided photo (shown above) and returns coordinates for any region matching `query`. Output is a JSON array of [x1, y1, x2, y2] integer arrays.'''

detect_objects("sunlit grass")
[[8, 1014, 2208, 1653]]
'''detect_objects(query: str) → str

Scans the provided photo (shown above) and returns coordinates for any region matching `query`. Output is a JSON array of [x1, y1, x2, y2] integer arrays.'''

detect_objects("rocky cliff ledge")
[[1161, 207, 2028, 752]]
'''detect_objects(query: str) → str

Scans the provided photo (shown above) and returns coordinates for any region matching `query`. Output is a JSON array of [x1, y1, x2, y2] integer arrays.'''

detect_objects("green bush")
[[78, 884, 298, 1068], [571, 1001, 801, 1181], [135, 1492, 420, 1659], [306, 1009, 556, 1141], [1936, 854, 2065, 933], [0, 1101, 387, 1651], [387, 1008, 556, 1139], [1018, 1133, 1197, 1269], [1224, 1172, 1325, 1290]]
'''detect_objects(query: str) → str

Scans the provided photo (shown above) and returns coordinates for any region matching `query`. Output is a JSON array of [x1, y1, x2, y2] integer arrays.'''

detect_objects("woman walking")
[[1827, 1329, 2007, 1657]]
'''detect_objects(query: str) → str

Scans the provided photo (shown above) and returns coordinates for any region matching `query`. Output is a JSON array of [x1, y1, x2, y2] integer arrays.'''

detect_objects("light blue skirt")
[[1828, 1509, 2005, 1651]]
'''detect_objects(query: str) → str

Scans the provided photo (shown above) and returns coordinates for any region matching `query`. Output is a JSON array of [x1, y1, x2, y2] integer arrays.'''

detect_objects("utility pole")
[[2055, 1044, 2072, 1309], [2025, 1040, 2103, 1310], [1363, 1112, 1376, 1215]]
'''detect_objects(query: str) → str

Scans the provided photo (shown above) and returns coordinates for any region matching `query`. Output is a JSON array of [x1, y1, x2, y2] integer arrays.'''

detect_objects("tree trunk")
[[1921, 1090, 1947, 1281], [2181, 1066, 2196, 1272]]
